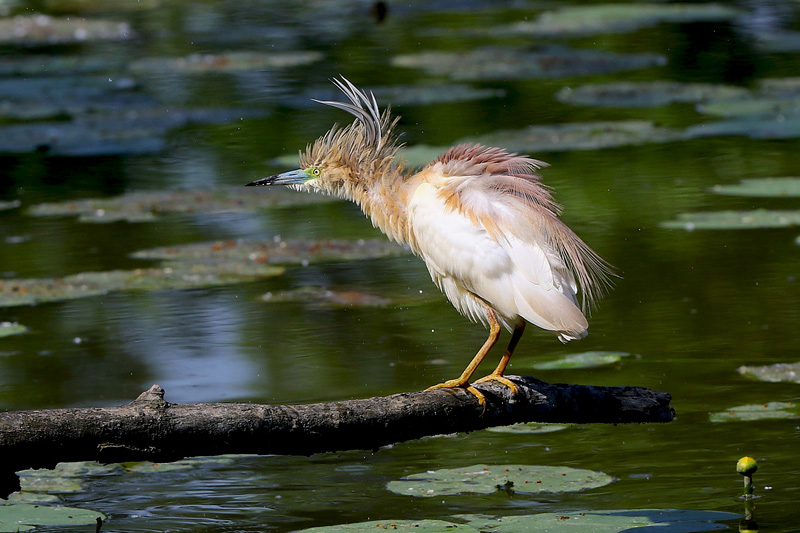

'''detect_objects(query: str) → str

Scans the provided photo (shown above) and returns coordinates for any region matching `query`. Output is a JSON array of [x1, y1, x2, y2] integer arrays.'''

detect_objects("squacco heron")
[[247, 77, 613, 404]]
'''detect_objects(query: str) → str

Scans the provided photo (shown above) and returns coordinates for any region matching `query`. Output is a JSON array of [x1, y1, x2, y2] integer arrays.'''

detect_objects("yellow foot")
[[473, 373, 518, 394], [425, 379, 486, 406]]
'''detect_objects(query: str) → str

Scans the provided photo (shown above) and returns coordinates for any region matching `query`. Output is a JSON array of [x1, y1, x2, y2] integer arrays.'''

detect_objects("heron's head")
[[246, 76, 400, 201], [246, 144, 355, 196]]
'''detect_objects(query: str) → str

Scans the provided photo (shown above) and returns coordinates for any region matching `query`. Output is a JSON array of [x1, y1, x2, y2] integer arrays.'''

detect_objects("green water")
[[1, 1, 800, 531]]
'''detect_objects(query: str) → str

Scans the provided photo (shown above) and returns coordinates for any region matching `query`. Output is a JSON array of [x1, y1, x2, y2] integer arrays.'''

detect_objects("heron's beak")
[[246, 169, 308, 187]]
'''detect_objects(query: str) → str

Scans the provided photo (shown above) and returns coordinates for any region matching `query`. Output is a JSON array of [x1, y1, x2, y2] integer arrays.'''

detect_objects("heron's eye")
[[308, 167, 321, 177]]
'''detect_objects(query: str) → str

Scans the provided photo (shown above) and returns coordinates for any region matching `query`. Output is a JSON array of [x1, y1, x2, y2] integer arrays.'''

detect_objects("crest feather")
[[313, 76, 383, 152]]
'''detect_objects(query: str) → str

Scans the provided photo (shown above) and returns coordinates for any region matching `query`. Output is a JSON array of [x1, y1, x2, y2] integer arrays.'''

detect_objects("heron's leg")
[[474, 322, 525, 393], [424, 308, 502, 405]]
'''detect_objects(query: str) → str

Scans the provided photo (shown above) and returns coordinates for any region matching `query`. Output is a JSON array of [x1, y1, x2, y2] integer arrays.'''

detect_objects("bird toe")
[[425, 380, 486, 406], [473, 373, 518, 394]]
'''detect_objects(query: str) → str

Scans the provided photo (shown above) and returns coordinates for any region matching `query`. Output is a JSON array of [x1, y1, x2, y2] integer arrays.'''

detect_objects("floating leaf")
[[16, 473, 83, 495], [498, 3, 743, 38], [684, 116, 800, 140], [386, 464, 613, 497], [0, 108, 266, 156], [399, 121, 682, 167], [692, 78, 800, 120], [392, 47, 666, 81], [262, 287, 393, 308], [0, 238, 406, 308], [710, 177, 800, 198], [129, 51, 323, 74], [738, 362, 800, 384], [0, 200, 20, 212], [0, 14, 135, 45], [660, 209, 800, 230], [28, 187, 330, 223], [710, 401, 800, 422], [132, 238, 409, 265], [14, 462, 111, 497], [487, 423, 569, 435], [474, 120, 681, 152], [532, 351, 630, 370], [44, 0, 161, 13], [759, 77, 800, 97], [698, 96, 800, 118], [458, 509, 741, 532], [295, 519, 476, 533], [0, 76, 152, 121], [0, 277, 110, 307], [0, 322, 27, 338], [2, 492, 59, 505], [0, 55, 126, 76], [0, 262, 284, 308], [0, 503, 104, 532], [300, 84, 505, 108], [557, 81, 748, 108], [754, 29, 800, 53], [121, 456, 235, 473]]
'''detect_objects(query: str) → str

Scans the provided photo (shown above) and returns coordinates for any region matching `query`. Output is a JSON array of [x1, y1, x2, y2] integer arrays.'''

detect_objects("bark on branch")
[[0, 376, 673, 498]]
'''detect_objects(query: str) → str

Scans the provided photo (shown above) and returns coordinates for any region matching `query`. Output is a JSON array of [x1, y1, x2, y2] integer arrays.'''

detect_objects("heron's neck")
[[348, 165, 411, 245]]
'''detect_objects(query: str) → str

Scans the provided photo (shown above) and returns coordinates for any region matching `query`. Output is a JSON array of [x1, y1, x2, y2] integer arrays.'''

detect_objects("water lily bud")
[[737, 456, 758, 476]]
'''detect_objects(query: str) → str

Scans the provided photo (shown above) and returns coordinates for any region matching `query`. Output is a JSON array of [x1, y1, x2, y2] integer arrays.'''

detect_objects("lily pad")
[[16, 473, 83, 495], [0, 14, 135, 45], [132, 238, 408, 265], [557, 81, 748, 108], [0, 76, 152, 121], [129, 51, 323, 74], [660, 209, 800, 230], [15, 462, 111, 496], [0, 238, 406, 308], [44, 0, 160, 12], [301, 84, 505, 108], [692, 78, 800, 120], [698, 96, 800, 118], [458, 509, 741, 532], [0, 322, 27, 338], [754, 29, 800, 53], [0, 262, 284, 308], [0, 503, 104, 532], [498, 3, 743, 38], [487, 423, 569, 435], [683, 115, 800, 140], [27, 187, 330, 223], [0, 107, 266, 156], [399, 121, 682, 167], [0, 55, 126, 76], [296, 519, 477, 533], [386, 464, 613, 497], [2, 492, 59, 505], [0, 200, 20, 212], [392, 47, 666, 81], [709, 401, 800, 422], [531, 351, 630, 370], [121, 456, 236, 473], [475, 120, 681, 152], [262, 287, 393, 308], [759, 78, 800, 97], [710, 177, 800, 198], [738, 362, 800, 384]]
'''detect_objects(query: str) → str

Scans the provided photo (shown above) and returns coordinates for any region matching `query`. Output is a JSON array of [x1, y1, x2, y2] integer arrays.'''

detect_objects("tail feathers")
[[513, 281, 588, 342]]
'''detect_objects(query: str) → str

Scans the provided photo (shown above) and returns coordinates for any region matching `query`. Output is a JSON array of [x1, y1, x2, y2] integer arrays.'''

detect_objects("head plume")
[[298, 77, 402, 189], [312, 76, 385, 153]]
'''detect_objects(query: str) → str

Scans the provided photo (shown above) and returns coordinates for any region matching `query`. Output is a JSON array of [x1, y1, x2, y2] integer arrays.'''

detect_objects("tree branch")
[[0, 376, 673, 498]]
